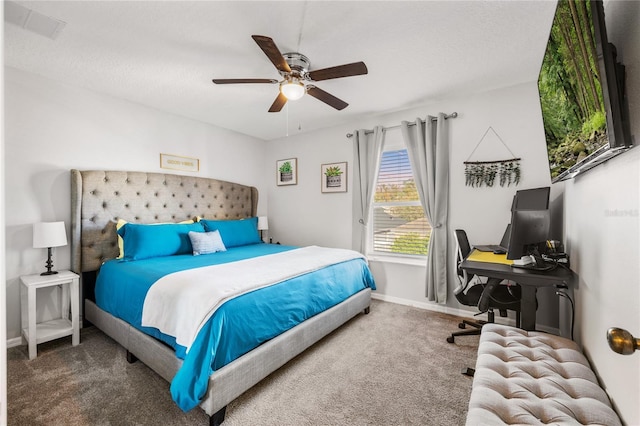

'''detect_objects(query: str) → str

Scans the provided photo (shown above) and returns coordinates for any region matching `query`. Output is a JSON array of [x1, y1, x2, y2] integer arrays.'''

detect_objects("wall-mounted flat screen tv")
[[538, 0, 632, 182]]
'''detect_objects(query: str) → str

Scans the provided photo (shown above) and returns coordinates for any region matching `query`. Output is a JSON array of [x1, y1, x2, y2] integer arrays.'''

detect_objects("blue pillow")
[[200, 217, 262, 248], [188, 231, 227, 255], [117, 222, 205, 261]]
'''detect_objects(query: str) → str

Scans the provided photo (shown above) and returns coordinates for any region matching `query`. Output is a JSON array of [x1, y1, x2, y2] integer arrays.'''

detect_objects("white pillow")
[[188, 230, 227, 255]]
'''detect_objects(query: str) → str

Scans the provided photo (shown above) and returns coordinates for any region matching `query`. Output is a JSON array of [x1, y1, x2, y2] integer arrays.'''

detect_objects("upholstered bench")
[[466, 324, 621, 425]]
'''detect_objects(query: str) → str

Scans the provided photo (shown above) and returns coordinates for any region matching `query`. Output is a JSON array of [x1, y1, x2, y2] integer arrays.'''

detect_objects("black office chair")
[[447, 229, 521, 343]]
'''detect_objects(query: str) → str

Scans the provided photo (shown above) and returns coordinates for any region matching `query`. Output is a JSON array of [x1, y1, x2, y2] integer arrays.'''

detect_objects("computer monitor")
[[499, 224, 512, 249], [506, 209, 550, 260], [511, 187, 550, 211]]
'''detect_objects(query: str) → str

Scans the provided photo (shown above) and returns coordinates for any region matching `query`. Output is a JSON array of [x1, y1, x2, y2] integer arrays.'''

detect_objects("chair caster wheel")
[[447, 336, 454, 343], [458, 322, 466, 329]]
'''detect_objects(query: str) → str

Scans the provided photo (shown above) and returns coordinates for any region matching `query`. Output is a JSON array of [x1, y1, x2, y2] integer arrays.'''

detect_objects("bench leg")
[[462, 367, 475, 377]]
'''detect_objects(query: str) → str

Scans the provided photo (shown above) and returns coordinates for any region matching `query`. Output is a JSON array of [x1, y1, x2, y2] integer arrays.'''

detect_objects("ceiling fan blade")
[[306, 86, 348, 110], [252, 35, 291, 74], [212, 78, 278, 84], [268, 92, 288, 113], [308, 62, 368, 81]]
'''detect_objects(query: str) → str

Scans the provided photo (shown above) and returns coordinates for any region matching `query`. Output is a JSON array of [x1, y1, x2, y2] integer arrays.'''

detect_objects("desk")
[[460, 251, 574, 331]]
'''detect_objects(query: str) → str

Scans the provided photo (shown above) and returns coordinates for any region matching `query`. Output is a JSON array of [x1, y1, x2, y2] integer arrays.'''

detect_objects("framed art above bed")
[[160, 153, 200, 172]]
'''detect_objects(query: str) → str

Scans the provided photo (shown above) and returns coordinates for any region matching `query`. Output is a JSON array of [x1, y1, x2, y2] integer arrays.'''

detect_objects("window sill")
[[366, 254, 426, 267]]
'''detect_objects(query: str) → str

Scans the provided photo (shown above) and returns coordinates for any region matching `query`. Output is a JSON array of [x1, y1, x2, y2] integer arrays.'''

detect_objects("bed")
[[70, 169, 374, 425]]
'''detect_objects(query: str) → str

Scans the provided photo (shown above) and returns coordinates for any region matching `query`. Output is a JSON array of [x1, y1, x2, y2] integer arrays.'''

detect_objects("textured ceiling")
[[4, 1, 557, 141]]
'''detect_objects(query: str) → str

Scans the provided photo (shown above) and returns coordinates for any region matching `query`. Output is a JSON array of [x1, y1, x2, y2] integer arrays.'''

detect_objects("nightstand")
[[20, 270, 80, 360]]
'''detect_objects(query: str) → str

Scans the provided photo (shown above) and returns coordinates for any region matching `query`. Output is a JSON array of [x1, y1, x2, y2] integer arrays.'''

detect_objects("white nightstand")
[[20, 270, 80, 360]]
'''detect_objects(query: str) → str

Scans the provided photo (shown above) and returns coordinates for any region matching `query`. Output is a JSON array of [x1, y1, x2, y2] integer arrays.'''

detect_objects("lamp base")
[[41, 247, 58, 276]]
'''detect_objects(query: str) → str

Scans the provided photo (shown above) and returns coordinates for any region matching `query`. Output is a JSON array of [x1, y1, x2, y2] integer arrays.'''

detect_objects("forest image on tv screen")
[[538, 0, 607, 179]]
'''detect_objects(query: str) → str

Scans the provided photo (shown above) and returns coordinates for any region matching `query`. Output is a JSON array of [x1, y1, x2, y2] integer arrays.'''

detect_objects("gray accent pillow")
[[189, 231, 227, 255]]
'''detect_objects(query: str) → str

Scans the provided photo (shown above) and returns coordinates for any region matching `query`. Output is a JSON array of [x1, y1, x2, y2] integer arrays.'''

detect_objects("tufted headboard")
[[70, 169, 258, 274]]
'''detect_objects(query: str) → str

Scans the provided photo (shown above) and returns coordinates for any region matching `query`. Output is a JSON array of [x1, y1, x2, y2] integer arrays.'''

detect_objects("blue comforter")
[[95, 243, 375, 411]]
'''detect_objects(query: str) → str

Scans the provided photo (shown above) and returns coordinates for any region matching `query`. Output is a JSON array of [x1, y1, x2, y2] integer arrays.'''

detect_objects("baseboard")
[[7, 336, 23, 349], [371, 293, 515, 328], [371, 293, 561, 335]]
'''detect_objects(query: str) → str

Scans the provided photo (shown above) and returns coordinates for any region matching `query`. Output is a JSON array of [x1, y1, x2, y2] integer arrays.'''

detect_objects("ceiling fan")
[[212, 35, 368, 112]]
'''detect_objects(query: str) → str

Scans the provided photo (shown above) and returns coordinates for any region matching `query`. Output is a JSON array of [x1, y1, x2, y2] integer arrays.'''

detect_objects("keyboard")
[[474, 245, 507, 253]]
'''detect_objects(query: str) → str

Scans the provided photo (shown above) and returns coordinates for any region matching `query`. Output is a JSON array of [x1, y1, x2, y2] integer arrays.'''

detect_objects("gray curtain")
[[351, 126, 385, 254], [401, 114, 449, 303]]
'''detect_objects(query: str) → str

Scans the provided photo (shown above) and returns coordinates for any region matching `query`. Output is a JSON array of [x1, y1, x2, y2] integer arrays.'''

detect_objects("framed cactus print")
[[321, 162, 347, 193], [277, 158, 297, 186]]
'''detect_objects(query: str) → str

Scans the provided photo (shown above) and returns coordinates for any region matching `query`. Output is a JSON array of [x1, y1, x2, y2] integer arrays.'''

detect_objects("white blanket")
[[141, 246, 365, 351]]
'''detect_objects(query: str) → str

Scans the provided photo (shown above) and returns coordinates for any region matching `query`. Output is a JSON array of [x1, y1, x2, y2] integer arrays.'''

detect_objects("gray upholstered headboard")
[[70, 169, 258, 274]]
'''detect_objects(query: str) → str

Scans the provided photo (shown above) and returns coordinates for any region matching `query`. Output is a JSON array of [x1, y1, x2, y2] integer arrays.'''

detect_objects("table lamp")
[[257, 216, 269, 241], [33, 221, 67, 275]]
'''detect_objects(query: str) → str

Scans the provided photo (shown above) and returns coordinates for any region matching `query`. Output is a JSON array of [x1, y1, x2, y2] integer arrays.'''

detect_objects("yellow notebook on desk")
[[467, 249, 514, 265]]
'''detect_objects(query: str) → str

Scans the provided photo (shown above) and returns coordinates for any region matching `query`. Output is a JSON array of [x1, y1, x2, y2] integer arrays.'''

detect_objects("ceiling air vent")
[[4, 1, 66, 40]]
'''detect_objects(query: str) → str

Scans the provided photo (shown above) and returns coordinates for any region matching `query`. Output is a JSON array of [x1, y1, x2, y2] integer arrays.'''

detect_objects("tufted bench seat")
[[466, 324, 621, 425]]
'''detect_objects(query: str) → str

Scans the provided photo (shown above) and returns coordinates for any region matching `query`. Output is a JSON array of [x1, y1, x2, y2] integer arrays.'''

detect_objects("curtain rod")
[[345, 112, 458, 138]]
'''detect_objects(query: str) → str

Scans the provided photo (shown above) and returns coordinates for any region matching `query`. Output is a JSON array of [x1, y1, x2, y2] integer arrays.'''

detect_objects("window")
[[370, 135, 431, 256]]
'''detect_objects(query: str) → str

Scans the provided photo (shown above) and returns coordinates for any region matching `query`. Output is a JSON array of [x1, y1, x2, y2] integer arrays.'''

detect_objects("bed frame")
[[70, 169, 371, 425]]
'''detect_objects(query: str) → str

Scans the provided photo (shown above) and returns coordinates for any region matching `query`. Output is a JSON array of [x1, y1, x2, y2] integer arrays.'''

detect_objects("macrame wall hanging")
[[464, 126, 521, 187]]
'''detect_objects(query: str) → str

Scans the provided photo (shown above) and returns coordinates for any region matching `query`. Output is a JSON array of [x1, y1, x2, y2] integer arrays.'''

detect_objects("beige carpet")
[[8, 300, 479, 425]]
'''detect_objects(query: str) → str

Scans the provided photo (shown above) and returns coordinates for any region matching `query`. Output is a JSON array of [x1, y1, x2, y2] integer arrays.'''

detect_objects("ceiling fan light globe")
[[281, 81, 305, 101]]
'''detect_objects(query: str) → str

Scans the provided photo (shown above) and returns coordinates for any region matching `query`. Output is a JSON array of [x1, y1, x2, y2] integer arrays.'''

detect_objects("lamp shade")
[[280, 81, 305, 101], [33, 221, 67, 248], [257, 216, 269, 231]]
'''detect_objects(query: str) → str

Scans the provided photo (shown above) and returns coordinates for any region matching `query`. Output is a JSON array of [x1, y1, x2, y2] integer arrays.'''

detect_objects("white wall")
[[265, 124, 353, 249], [0, 49, 7, 425], [4, 67, 267, 341], [266, 81, 559, 325], [560, 1, 640, 423]]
